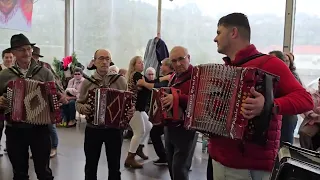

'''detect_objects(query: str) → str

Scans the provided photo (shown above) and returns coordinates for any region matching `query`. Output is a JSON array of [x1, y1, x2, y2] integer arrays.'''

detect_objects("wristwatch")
[[272, 103, 279, 115]]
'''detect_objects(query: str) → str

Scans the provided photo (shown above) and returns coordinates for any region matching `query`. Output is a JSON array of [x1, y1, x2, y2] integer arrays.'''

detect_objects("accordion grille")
[[187, 64, 241, 138]]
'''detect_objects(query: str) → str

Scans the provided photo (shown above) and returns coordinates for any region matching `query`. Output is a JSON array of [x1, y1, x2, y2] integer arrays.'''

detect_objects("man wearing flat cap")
[[0, 33, 65, 180]]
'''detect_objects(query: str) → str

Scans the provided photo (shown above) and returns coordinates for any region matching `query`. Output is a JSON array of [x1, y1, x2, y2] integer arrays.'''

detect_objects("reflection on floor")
[[0, 122, 208, 180]]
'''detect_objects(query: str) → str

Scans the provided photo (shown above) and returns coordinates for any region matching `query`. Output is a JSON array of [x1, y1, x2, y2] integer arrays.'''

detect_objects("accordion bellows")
[[87, 88, 133, 129], [149, 88, 162, 125], [6, 78, 61, 125], [148, 87, 184, 125], [185, 64, 279, 142]]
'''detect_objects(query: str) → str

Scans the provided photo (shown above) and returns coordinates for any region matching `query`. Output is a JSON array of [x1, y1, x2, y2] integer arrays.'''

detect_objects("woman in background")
[[124, 56, 153, 168], [269, 50, 302, 144], [62, 67, 85, 127]]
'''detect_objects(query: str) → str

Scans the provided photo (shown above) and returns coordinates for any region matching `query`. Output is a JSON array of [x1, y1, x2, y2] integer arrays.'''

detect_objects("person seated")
[[62, 67, 84, 127], [299, 78, 320, 151], [108, 65, 119, 75]]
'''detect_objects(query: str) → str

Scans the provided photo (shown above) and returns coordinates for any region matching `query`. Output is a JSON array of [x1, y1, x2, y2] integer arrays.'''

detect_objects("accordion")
[[87, 88, 133, 129], [270, 142, 320, 180], [5, 78, 61, 125], [160, 87, 185, 122], [185, 64, 279, 144], [148, 88, 163, 125]]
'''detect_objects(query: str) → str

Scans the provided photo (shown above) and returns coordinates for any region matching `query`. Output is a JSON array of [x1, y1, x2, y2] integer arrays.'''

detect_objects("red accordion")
[[87, 88, 133, 129], [185, 64, 279, 143], [160, 87, 185, 122], [5, 78, 62, 125], [148, 88, 162, 125]]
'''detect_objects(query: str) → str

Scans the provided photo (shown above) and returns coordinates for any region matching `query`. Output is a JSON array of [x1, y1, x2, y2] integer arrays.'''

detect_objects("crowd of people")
[[0, 12, 319, 180]]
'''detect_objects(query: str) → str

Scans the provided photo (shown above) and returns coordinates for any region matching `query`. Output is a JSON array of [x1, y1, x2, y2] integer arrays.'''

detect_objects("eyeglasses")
[[96, 56, 111, 61], [171, 55, 188, 63], [74, 73, 81, 75]]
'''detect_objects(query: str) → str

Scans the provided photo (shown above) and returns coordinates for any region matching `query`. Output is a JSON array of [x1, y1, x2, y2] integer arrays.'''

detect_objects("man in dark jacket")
[[208, 13, 313, 180], [0, 34, 67, 180]]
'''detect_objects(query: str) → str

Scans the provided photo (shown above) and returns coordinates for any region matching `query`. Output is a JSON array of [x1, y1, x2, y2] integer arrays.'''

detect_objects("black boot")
[[136, 145, 148, 160]]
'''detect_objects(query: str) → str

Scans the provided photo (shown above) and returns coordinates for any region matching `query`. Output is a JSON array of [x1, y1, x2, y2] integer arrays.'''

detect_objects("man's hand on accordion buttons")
[[0, 96, 9, 109], [58, 94, 68, 104], [241, 87, 265, 119], [81, 104, 92, 115], [161, 92, 173, 110]]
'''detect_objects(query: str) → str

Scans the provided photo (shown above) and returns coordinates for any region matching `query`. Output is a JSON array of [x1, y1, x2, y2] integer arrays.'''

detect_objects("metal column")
[[157, 0, 162, 38], [283, 0, 296, 53], [64, 0, 74, 57]]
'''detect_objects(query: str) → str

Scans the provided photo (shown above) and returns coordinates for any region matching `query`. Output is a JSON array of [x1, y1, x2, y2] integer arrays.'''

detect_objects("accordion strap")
[[83, 74, 121, 88], [84, 75, 101, 87], [28, 66, 42, 78], [171, 88, 180, 120], [107, 74, 121, 87], [8, 65, 42, 79], [233, 53, 266, 67], [168, 74, 191, 87]]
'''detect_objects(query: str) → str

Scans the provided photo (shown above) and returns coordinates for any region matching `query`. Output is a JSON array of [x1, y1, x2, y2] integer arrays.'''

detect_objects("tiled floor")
[[0, 122, 209, 180]]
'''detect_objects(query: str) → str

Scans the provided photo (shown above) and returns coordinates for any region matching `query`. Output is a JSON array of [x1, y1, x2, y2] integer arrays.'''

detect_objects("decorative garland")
[[52, 52, 79, 81]]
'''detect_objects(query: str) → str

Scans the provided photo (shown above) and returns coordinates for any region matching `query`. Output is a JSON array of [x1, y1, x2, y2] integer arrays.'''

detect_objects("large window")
[[293, 0, 320, 137], [74, 0, 157, 71], [293, 0, 320, 88], [0, 0, 65, 65], [160, 0, 285, 65]]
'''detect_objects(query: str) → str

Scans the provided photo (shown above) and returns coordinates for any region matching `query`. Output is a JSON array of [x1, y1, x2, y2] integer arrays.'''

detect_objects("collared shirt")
[[15, 61, 31, 77], [1, 64, 8, 70]]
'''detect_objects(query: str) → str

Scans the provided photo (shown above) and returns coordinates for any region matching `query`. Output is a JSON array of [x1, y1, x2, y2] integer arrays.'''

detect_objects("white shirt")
[[16, 62, 31, 77], [1, 64, 7, 70]]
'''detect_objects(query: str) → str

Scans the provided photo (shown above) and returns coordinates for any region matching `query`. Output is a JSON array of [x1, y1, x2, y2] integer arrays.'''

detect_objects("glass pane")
[[0, 0, 65, 65], [161, 0, 285, 65], [74, 0, 157, 73], [294, 0, 320, 89], [294, 0, 320, 137]]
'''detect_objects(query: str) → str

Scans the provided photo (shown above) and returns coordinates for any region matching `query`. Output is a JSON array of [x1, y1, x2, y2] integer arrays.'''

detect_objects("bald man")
[[76, 49, 128, 180], [161, 46, 197, 180]]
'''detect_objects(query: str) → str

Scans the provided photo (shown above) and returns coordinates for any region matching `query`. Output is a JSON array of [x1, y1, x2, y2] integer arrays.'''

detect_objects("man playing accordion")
[[207, 13, 314, 180], [160, 46, 197, 180], [0, 34, 67, 180], [76, 49, 130, 180]]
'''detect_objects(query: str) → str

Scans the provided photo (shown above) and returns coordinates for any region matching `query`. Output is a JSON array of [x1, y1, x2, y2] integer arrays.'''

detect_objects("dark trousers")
[[61, 100, 76, 123], [280, 115, 298, 144], [186, 132, 198, 169], [164, 126, 197, 180], [0, 120, 4, 142], [84, 126, 123, 180], [150, 125, 166, 160], [207, 155, 213, 180], [5, 125, 53, 180]]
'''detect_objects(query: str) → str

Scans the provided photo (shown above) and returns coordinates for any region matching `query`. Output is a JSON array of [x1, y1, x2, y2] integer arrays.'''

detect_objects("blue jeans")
[[48, 124, 58, 148], [280, 115, 298, 144], [61, 99, 76, 123]]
